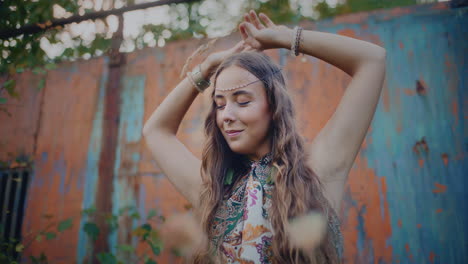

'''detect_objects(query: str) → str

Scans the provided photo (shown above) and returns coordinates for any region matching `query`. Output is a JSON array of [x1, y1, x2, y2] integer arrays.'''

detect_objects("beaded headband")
[[215, 67, 284, 92]]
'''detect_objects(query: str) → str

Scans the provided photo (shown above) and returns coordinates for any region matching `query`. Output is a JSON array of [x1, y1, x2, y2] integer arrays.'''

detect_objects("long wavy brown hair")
[[193, 51, 341, 264]]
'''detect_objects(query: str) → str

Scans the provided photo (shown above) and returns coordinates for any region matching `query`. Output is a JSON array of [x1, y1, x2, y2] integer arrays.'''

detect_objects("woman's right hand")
[[205, 40, 254, 72]]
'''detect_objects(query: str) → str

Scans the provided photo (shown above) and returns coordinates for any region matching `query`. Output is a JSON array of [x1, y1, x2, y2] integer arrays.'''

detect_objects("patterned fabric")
[[211, 153, 344, 263]]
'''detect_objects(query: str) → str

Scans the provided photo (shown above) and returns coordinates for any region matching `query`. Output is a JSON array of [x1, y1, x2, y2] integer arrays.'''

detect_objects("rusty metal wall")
[[0, 2, 466, 263]]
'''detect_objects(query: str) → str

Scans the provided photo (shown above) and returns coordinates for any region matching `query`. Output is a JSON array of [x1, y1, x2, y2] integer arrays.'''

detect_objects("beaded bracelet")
[[290, 26, 303, 57]]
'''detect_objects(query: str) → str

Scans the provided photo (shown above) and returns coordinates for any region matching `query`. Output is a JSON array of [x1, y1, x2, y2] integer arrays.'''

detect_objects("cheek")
[[215, 114, 222, 129], [241, 106, 270, 132]]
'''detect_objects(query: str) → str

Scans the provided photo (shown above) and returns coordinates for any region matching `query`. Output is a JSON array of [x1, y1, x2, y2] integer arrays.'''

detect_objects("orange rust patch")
[[441, 153, 449, 166], [399, 42, 404, 49], [432, 183, 447, 193], [452, 100, 459, 130], [436, 208, 443, 213], [418, 159, 424, 168], [405, 243, 410, 253], [417, 224, 421, 229], [403, 88, 415, 96], [343, 206, 359, 262], [345, 155, 393, 263], [389, 7, 412, 17], [398, 219, 402, 228], [396, 120, 402, 133], [337, 28, 357, 38], [452, 100, 458, 116], [334, 13, 369, 25], [429, 251, 436, 263], [433, 2, 448, 10]]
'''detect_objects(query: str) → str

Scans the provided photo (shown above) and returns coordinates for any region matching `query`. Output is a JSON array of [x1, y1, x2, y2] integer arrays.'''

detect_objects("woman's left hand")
[[239, 10, 290, 51]]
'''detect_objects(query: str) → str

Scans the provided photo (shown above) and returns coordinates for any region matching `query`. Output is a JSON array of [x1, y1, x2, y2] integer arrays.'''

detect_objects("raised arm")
[[239, 10, 386, 211], [142, 40, 251, 206]]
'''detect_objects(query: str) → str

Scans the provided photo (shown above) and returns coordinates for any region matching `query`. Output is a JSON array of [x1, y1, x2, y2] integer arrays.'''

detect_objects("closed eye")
[[239, 101, 250, 106]]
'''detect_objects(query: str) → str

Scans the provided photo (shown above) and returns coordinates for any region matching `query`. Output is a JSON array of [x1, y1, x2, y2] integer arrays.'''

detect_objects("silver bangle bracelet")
[[188, 64, 211, 93]]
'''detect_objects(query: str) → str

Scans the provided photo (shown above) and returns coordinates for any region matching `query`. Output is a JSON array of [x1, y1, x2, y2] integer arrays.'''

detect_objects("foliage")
[[0, 205, 167, 264], [0, 0, 208, 110]]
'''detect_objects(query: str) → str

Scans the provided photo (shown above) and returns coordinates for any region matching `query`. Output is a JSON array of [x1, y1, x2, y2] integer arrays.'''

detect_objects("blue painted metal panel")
[[314, 5, 468, 264], [77, 58, 109, 263], [110, 75, 146, 255]]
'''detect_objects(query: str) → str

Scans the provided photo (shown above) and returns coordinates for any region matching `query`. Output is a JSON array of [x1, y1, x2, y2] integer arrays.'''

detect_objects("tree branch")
[[0, 0, 199, 40]]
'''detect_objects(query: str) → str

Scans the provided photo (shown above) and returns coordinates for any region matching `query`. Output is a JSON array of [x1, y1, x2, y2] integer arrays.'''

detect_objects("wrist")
[[274, 26, 295, 50], [200, 59, 215, 80]]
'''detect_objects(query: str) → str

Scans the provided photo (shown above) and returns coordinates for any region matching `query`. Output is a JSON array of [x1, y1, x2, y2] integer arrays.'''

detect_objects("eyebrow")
[[214, 90, 254, 99]]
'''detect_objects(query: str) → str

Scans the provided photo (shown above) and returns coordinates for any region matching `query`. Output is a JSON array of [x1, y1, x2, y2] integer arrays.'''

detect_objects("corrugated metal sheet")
[[0, 2, 466, 263]]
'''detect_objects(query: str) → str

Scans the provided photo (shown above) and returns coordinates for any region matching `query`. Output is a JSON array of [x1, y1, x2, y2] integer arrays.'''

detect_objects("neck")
[[247, 145, 271, 162]]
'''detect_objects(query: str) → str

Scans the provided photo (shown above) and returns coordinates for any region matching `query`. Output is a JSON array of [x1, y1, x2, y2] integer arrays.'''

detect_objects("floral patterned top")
[[211, 153, 344, 263]]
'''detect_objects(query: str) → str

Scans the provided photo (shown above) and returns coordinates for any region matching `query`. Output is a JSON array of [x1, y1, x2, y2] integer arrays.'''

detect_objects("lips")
[[225, 130, 243, 137]]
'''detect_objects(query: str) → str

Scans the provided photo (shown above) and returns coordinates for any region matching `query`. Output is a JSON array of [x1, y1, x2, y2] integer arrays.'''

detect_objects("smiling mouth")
[[225, 130, 243, 137]]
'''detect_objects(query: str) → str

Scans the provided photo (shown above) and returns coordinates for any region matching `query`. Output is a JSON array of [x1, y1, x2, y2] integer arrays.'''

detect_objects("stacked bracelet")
[[187, 64, 211, 93], [290, 26, 303, 57]]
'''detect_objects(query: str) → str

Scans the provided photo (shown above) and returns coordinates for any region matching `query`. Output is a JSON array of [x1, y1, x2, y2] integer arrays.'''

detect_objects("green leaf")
[[37, 79, 45, 91], [146, 209, 157, 220], [149, 240, 162, 256], [106, 215, 118, 232], [3, 79, 16, 95], [83, 222, 100, 241], [145, 258, 157, 264], [81, 205, 97, 216], [63, 48, 74, 58], [116, 244, 134, 252], [224, 169, 234, 185], [16, 68, 24, 73], [45, 232, 56, 240], [15, 243, 24, 252], [171, 247, 183, 257], [118, 205, 134, 215], [32, 67, 46, 75], [0, 98, 7, 104], [35, 234, 43, 242], [97, 252, 117, 264], [58, 218, 73, 232], [44, 63, 56, 70], [130, 211, 141, 219], [141, 223, 152, 232]]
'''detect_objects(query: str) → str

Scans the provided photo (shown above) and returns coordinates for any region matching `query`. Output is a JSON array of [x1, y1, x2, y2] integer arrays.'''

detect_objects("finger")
[[235, 41, 246, 52], [244, 13, 250, 23], [244, 46, 256, 52], [259, 12, 275, 27], [239, 23, 249, 40], [241, 22, 257, 37], [249, 10, 265, 29]]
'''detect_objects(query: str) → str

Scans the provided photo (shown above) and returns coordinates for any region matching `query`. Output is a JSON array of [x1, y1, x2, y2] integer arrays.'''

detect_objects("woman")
[[143, 10, 386, 264]]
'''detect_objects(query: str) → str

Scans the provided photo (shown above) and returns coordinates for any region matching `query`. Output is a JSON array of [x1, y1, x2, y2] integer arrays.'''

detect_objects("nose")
[[221, 103, 236, 125]]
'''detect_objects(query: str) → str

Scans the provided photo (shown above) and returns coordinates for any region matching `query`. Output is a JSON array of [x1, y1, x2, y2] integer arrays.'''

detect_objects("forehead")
[[214, 66, 264, 97]]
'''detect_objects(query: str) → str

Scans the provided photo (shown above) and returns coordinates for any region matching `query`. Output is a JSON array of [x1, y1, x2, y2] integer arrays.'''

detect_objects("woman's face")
[[214, 66, 272, 161]]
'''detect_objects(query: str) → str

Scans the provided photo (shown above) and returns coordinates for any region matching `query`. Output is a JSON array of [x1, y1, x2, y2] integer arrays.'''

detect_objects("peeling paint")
[[1, 2, 466, 264]]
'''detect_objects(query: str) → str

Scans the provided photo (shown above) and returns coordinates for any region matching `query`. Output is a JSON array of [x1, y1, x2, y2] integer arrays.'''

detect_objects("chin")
[[227, 142, 251, 155]]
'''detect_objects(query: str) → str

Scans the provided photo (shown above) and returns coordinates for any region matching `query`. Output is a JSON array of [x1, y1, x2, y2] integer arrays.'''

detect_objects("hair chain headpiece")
[[215, 67, 284, 92]]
